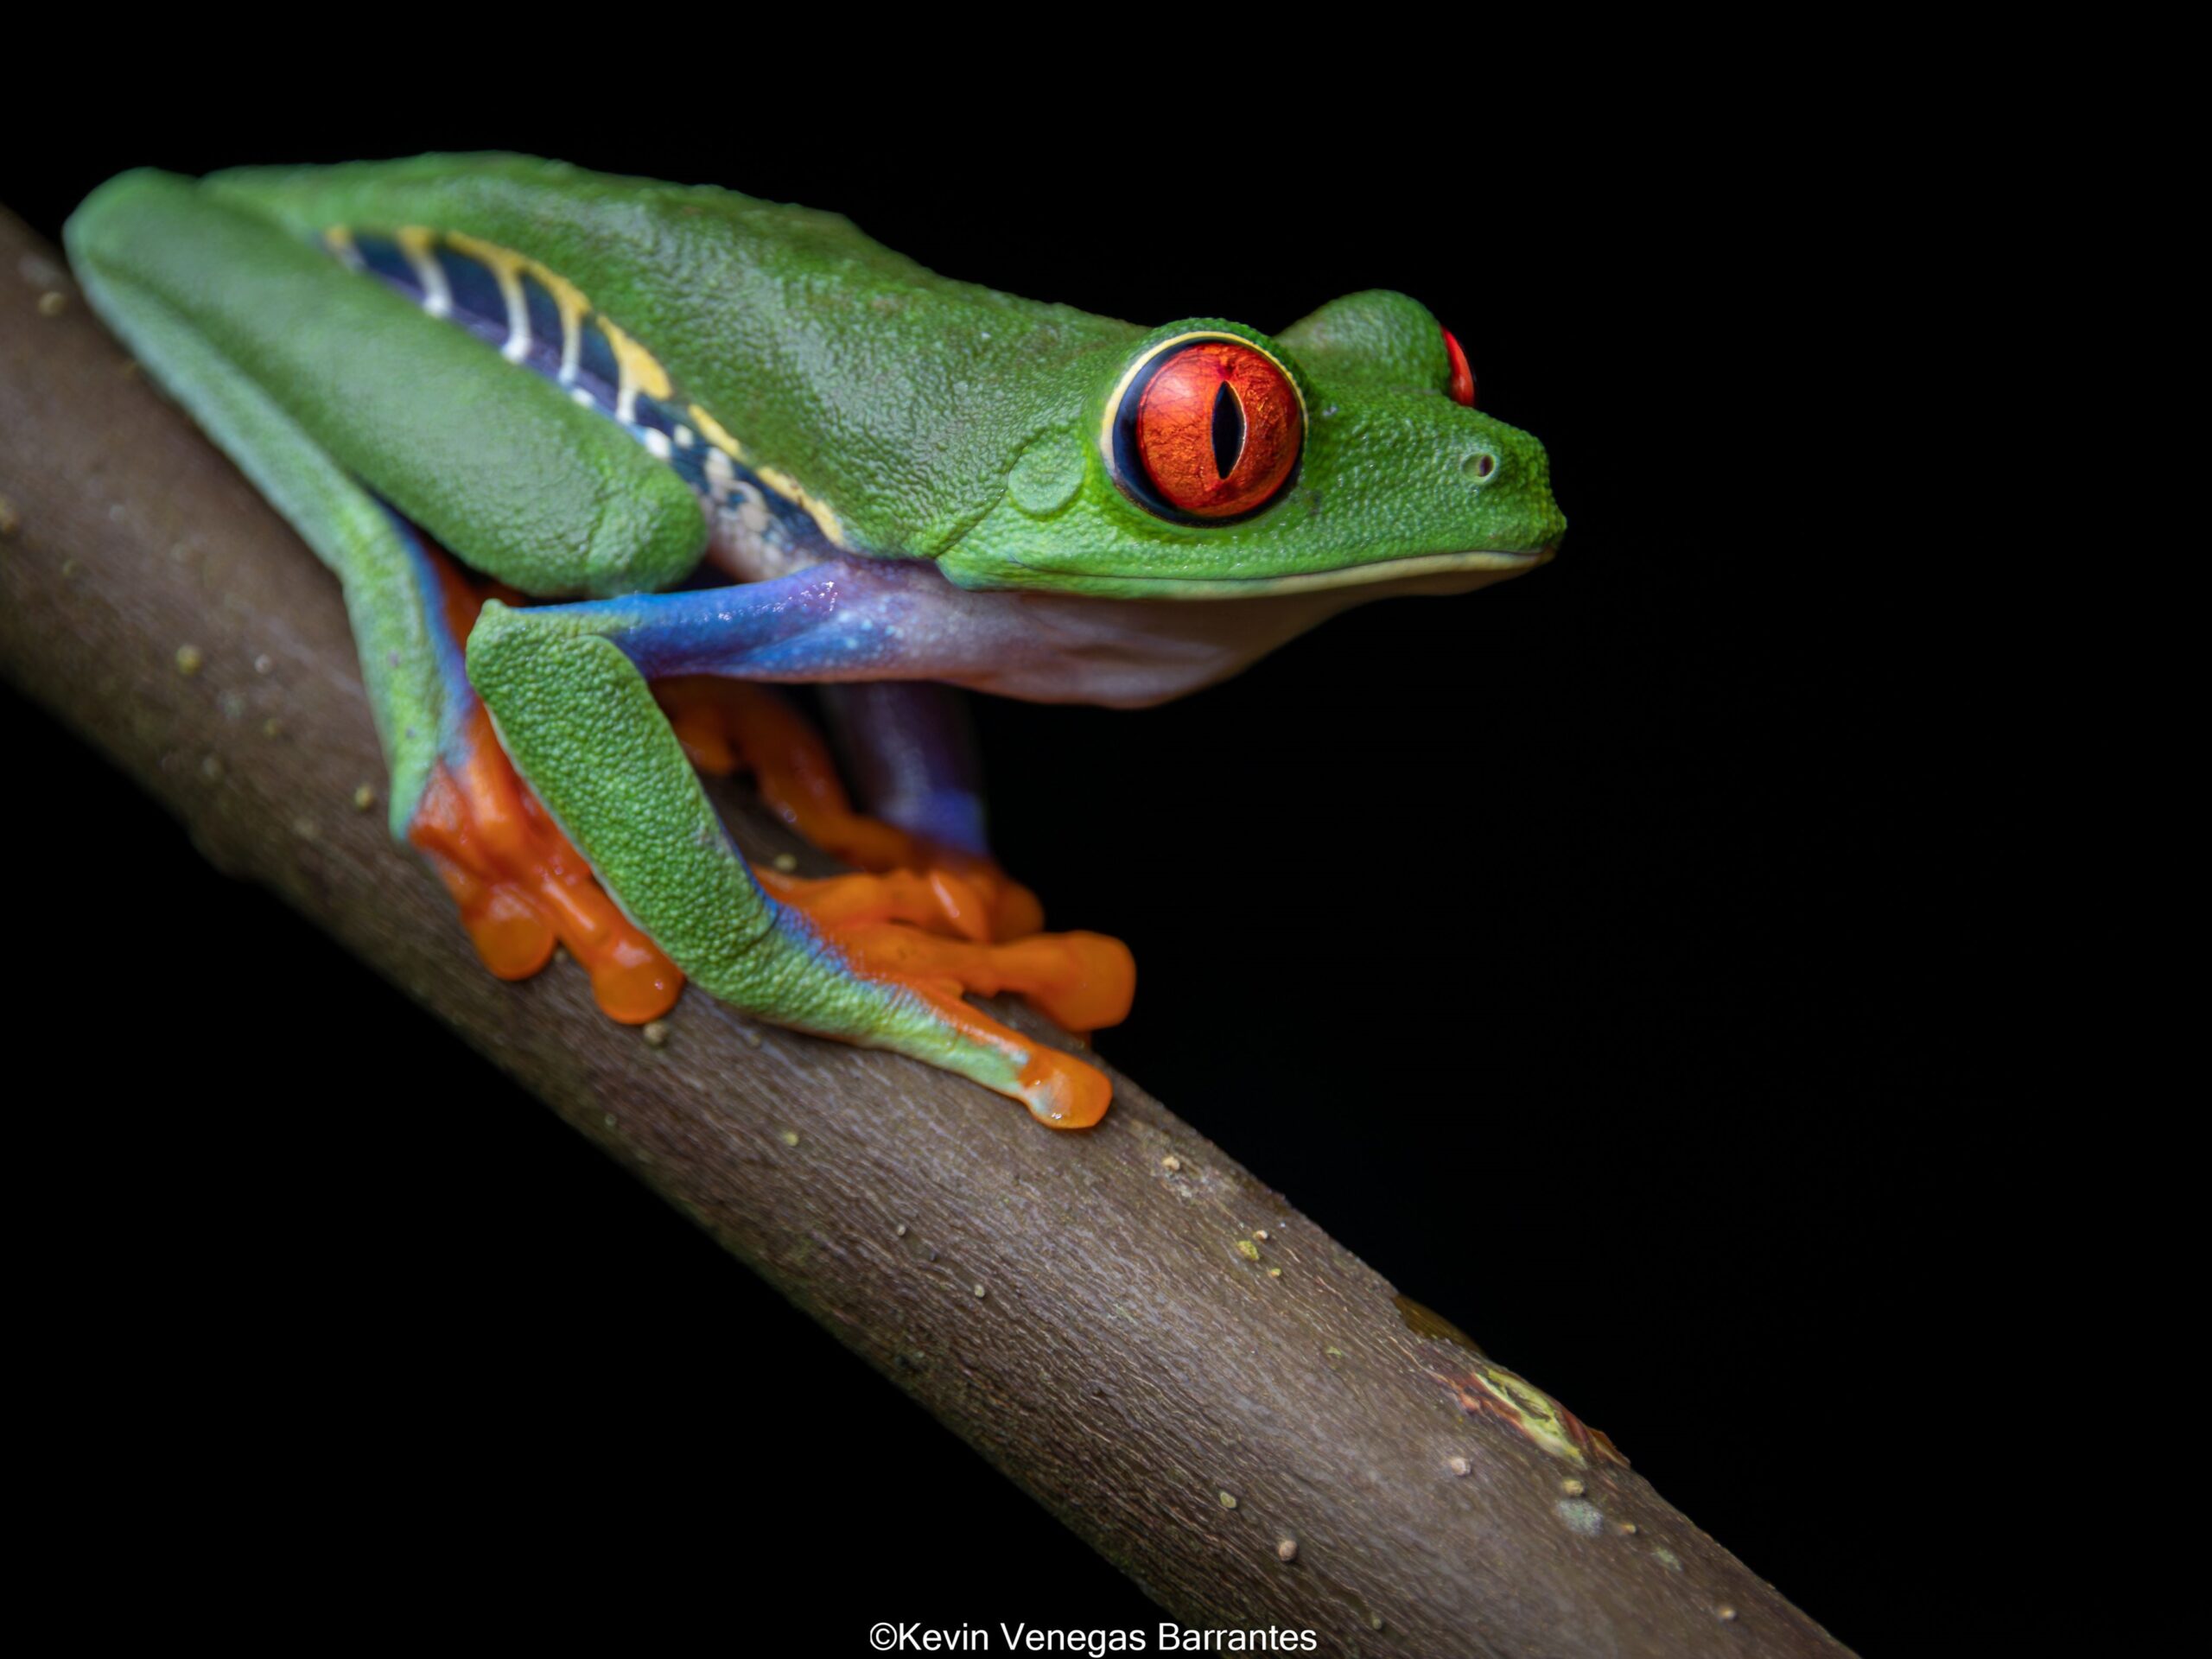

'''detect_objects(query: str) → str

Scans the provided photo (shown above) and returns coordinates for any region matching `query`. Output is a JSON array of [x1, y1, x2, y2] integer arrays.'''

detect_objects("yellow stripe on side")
[[755, 465, 848, 549], [686, 403, 748, 462], [597, 315, 673, 423], [443, 230, 533, 364], [691, 404, 845, 546], [528, 257, 592, 385]]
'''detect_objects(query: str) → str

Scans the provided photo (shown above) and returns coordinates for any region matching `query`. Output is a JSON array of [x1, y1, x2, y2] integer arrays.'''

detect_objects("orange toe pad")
[[409, 707, 683, 1024], [828, 923, 1135, 1036]]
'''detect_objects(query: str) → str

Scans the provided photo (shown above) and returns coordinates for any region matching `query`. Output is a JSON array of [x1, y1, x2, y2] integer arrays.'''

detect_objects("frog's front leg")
[[465, 591, 1129, 1127], [817, 682, 990, 860], [818, 682, 1046, 938]]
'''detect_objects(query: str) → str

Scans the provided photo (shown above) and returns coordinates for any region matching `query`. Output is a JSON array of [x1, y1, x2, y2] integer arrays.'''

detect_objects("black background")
[[4, 62, 1995, 1651]]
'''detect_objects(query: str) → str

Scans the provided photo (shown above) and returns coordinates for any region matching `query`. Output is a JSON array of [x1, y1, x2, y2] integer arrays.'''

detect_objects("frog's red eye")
[[1442, 327, 1477, 408], [1109, 335, 1303, 522]]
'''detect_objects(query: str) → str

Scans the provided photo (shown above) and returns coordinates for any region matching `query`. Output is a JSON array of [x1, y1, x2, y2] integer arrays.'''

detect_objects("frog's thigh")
[[465, 601, 1117, 1127], [67, 169, 704, 599], [66, 242, 461, 836]]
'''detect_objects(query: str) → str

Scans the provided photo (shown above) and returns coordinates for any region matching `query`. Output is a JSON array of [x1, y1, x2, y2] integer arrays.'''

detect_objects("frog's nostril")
[[1463, 449, 1498, 481]]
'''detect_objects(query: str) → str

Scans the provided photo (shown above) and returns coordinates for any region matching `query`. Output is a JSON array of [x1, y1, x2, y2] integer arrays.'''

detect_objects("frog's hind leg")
[[399, 536, 681, 1021], [66, 171, 688, 1020], [466, 591, 1133, 1124]]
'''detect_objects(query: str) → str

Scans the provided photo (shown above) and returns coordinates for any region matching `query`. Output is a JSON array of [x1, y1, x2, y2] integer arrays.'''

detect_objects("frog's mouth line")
[[1027, 545, 1555, 601]]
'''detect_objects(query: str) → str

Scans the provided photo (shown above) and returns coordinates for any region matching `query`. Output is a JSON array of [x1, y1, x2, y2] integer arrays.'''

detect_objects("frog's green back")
[[203, 155, 1564, 599], [210, 155, 1142, 558]]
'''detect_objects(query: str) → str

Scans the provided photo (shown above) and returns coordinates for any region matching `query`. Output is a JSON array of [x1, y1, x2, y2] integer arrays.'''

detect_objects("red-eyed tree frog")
[[65, 156, 1565, 1128]]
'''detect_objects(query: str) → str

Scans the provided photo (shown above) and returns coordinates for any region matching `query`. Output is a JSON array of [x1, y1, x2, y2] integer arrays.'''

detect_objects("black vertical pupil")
[[1210, 381, 1245, 480]]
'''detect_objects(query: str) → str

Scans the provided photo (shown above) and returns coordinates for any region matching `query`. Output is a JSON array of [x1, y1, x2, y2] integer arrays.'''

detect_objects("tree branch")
[[0, 205, 1847, 1659]]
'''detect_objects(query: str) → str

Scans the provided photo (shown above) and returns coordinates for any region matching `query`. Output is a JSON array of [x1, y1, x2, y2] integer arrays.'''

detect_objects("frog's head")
[[938, 290, 1565, 599]]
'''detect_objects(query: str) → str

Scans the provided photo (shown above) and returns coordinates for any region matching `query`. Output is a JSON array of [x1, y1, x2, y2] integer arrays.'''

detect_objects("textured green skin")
[[61, 156, 1566, 1120], [67, 179, 462, 839]]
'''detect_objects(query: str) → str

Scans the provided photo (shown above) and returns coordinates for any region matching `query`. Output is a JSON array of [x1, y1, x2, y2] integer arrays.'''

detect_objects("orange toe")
[[410, 706, 683, 1024], [831, 924, 1135, 1035], [908, 985, 1113, 1130], [760, 866, 995, 943], [588, 931, 686, 1024], [459, 884, 558, 982], [988, 877, 1046, 941]]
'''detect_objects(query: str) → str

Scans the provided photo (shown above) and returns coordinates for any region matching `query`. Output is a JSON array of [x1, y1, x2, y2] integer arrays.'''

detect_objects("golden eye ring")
[[1104, 334, 1305, 524]]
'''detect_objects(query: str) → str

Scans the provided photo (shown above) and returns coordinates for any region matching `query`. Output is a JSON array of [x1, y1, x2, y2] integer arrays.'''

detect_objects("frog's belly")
[[841, 560, 1520, 709]]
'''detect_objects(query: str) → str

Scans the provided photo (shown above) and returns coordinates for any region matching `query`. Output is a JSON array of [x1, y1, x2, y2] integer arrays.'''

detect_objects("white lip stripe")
[[1228, 547, 1549, 594], [1024, 547, 1552, 599]]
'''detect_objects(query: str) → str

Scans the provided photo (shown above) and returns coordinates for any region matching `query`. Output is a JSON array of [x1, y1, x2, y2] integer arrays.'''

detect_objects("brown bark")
[[0, 205, 1849, 1659]]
